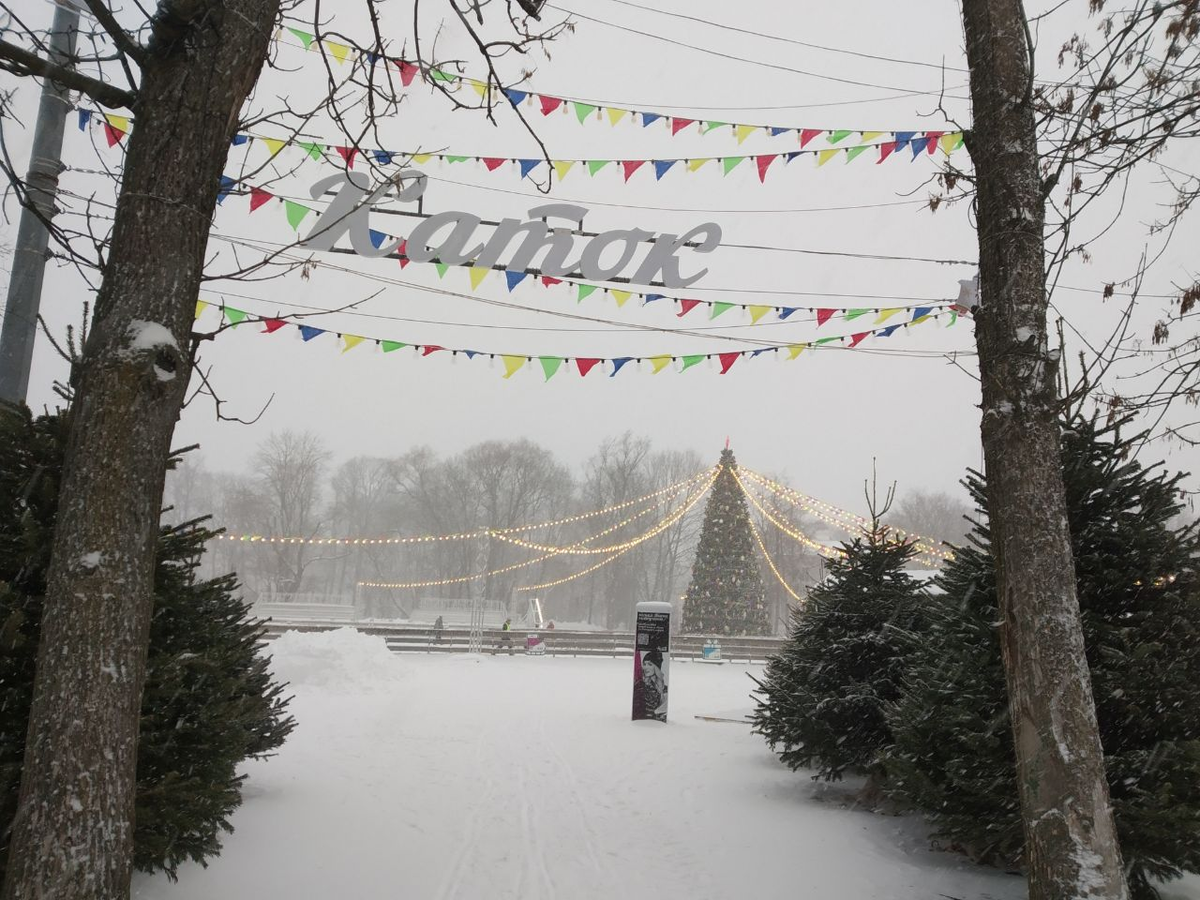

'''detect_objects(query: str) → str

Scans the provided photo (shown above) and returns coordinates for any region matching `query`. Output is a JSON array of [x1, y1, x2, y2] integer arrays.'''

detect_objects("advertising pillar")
[[632, 601, 671, 722]]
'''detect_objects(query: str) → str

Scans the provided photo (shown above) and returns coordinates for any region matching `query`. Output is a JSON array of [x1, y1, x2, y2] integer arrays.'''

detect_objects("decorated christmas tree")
[[0, 406, 295, 880], [680, 447, 769, 636], [751, 514, 925, 783], [884, 414, 1200, 899]]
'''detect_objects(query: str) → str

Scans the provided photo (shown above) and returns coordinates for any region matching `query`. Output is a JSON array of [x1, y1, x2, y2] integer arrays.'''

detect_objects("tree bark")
[[2, 2, 279, 897], [959, 1, 1129, 898]]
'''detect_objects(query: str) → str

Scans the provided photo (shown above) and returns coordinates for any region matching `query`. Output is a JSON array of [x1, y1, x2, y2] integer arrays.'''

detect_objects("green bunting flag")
[[573, 102, 596, 123], [299, 141, 323, 161], [287, 27, 314, 49], [711, 302, 735, 319], [578, 284, 597, 302], [434, 263, 449, 278], [845, 144, 868, 163], [539, 356, 563, 381], [704, 122, 728, 133], [587, 159, 612, 176], [722, 156, 745, 175], [430, 69, 455, 83], [815, 336, 841, 345], [381, 340, 406, 353], [843, 308, 869, 320], [284, 200, 311, 230], [681, 354, 705, 371], [828, 129, 853, 144], [444, 155, 468, 164], [223, 307, 248, 326]]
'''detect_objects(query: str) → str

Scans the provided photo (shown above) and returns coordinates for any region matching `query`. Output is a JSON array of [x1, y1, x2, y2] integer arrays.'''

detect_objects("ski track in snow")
[[131, 632, 1200, 900]]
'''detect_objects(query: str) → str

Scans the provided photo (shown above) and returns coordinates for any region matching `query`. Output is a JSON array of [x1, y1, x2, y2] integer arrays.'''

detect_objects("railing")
[[256, 620, 785, 663]]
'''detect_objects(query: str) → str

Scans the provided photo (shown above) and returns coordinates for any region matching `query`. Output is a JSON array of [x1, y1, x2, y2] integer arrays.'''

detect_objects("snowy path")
[[132, 631, 1198, 900]]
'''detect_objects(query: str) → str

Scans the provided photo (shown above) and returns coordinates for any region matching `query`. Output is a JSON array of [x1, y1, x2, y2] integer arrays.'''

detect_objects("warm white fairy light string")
[[732, 469, 844, 558], [745, 514, 804, 603]]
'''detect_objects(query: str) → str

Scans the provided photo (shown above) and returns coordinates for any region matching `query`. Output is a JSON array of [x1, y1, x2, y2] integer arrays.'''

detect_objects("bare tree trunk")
[[2, 4, 279, 897], [959, 2, 1128, 897]]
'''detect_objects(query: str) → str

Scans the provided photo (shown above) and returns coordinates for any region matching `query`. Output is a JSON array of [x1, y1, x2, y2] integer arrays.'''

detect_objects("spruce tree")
[[884, 414, 1200, 899], [751, 518, 926, 782], [681, 448, 768, 636], [0, 406, 295, 881]]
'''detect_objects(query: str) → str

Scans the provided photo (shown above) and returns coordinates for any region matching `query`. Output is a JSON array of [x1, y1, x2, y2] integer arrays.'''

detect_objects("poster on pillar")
[[632, 601, 671, 722]]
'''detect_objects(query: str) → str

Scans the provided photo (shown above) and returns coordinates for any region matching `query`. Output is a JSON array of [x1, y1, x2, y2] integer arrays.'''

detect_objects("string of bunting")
[[210, 177, 971, 326], [77, 108, 965, 183], [194, 294, 963, 380], [270, 24, 955, 150]]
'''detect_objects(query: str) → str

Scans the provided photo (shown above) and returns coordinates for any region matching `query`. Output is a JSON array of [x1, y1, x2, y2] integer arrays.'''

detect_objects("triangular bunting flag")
[[469, 267, 490, 289], [894, 131, 915, 151], [505, 271, 528, 291], [412, 153, 432, 164], [622, 159, 647, 181], [649, 355, 672, 374], [680, 354, 705, 371], [396, 60, 419, 86], [540, 96, 563, 116], [299, 141, 323, 160], [518, 159, 542, 179], [299, 325, 324, 341], [671, 117, 694, 136], [787, 344, 805, 360], [641, 113, 662, 127], [877, 141, 898, 164], [748, 305, 771, 323], [924, 132, 944, 154], [284, 201, 311, 230], [688, 158, 710, 172], [587, 159, 612, 176], [381, 340, 405, 352], [861, 131, 884, 142], [769, 126, 790, 136], [397, 240, 410, 268], [735, 124, 758, 144], [723, 156, 745, 175], [799, 128, 822, 148], [373, 149, 393, 165], [704, 121, 728, 133], [849, 331, 870, 347], [612, 290, 632, 307], [573, 102, 596, 123], [553, 160, 575, 181], [217, 175, 235, 204], [816, 308, 835, 326], [877, 325, 901, 337], [606, 108, 628, 126], [778, 307, 798, 319], [77, 109, 92, 131], [910, 136, 930, 157], [577, 358, 602, 377], [504, 89, 528, 107], [502, 355, 526, 378], [194, 300, 208, 319], [444, 155, 468, 164], [876, 308, 901, 323], [103, 124, 125, 146], [844, 308, 869, 320], [911, 306, 933, 323], [287, 27, 313, 48], [828, 129, 853, 144], [815, 336, 840, 346], [541, 276, 562, 287], [483, 157, 507, 171], [845, 145, 868, 163], [421, 345, 445, 355], [342, 334, 366, 352], [434, 263, 449, 279], [644, 294, 665, 303], [578, 284, 597, 302], [429, 69, 455, 83], [940, 132, 962, 154], [249, 187, 274, 212], [368, 229, 388, 250], [261, 137, 286, 157], [262, 318, 287, 333], [223, 307, 247, 326], [756, 155, 777, 182], [710, 302, 734, 319], [539, 356, 563, 381], [718, 352, 740, 374], [653, 160, 676, 180], [677, 298, 701, 317], [326, 41, 351, 64], [610, 357, 633, 377], [817, 149, 838, 167], [469, 80, 489, 99]]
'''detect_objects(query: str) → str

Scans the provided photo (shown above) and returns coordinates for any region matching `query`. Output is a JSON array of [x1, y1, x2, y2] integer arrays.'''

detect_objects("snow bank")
[[266, 627, 405, 692]]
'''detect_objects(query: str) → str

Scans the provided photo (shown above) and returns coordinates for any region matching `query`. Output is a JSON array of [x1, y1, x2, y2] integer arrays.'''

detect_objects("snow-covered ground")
[[132, 629, 1200, 900]]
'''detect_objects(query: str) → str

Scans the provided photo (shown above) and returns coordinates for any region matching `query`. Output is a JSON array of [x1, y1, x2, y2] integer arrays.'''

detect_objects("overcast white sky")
[[3, 0, 1197, 513]]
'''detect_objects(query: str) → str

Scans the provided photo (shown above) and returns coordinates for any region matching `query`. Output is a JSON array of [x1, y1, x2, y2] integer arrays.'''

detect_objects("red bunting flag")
[[541, 276, 562, 287], [262, 318, 288, 333], [576, 357, 602, 377], [799, 128, 822, 148], [249, 187, 274, 212], [103, 123, 125, 147], [677, 298, 702, 318], [816, 308, 835, 326], [670, 117, 694, 136], [397, 240, 410, 269], [924, 131, 944, 154], [622, 159, 646, 182], [396, 60, 419, 86], [421, 345, 444, 356], [482, 157, 506, 171], [756, 155, 777, 183], [540, 96, 563, 116], [849, 331, 870, 347], [718, 352, 740, 374], [336, 146, 358, 168], [877, 141, 898, 164]]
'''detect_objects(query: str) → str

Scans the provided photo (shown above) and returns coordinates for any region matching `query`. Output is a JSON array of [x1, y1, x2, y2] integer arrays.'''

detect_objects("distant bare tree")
[[889, 489, 972, 546], [254, 430, 330, 594]]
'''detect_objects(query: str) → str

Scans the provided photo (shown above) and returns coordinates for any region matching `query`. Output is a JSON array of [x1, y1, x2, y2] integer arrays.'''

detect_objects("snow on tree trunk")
[[1, 4, 280, 898], [959, 1, 1129, 898]]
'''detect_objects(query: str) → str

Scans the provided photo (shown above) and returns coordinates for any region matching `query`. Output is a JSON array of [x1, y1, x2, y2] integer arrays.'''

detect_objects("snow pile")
[[266, 627, 405, 692]]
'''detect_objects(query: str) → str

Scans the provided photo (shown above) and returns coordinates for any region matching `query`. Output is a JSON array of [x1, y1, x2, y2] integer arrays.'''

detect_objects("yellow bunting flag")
[[612, 290, 632, 307], [342, 334, 366, 353], [104, 114, 130, 132], [649, 355, 672, 374], [748, 305, 771, 324], [788, 344, 806, 360], [876, 308, 901, 324], [469, 266, 490, 290], [735, 124, 758, 144], [553, 160, 575, 181], [326, 41, 351, 64], [861, 131, 884, 142], [194, 300, 208, 319], [412, 153, 433, 164], [469, 80, 489, 99], [261, 137, 286, 157], [688, 158, 711, 172], [940, 132, 962, 154], [501, 355, 526, 378], [606, 108, 628, 126], [817, 149, 839, 167]]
